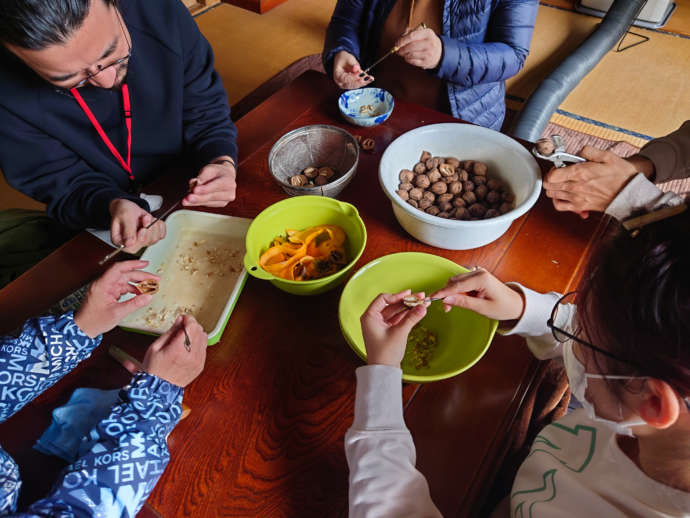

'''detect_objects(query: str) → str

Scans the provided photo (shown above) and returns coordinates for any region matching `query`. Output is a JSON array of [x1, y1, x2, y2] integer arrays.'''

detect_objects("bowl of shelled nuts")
[[268, 124, 360, 198], [338, 87, 394, 127], [379, 123, 541, 250]]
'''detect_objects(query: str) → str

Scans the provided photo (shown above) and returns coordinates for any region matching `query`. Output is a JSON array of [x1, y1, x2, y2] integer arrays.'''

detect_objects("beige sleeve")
[[638, 120, 690, 183]]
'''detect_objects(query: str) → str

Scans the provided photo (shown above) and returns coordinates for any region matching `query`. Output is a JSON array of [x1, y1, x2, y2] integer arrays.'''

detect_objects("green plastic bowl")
[[244, 196, 367, 295], [338, 252, 498, 382]]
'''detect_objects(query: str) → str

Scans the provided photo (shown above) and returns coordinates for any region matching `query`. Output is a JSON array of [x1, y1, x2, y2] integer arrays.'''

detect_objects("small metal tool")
[[359, 22, 428, 77], [98, 244, 126, 266], [531, 135, 587, 168], [183, 327, 192, 352]]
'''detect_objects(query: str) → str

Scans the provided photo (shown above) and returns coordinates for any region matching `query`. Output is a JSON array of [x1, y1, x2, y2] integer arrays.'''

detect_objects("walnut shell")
[[463, 180, 475, 192], [407, 199, 419, 209], [422, 190, 436, 202], [438, 201, 453, 212], [485, 208, 500, 218], [448, 181, 463, 195], [361, 138, 375, 151], [419, 198, 433, 210], [399, 169, 415, 183], [290, 174, 308, 187], [430, 181, 447, 195], [502, 191, 515, 203], [487, 178, 503, 191], [499, 202, 513, 214], [425, 157, 441, 171], [409, 188, 423, 201], [399, 182, 414, 192], [535, 138, 555, 156], [420, 150, 432, 163], [462, 191, 477, 204], [486, 190, 501, 204], [425, 205, 440, 216], [473, 161, 488, 176], [437, 211, 451, 219], [319, 166, 335, 179], [414, 162, 427, 174], [458, 169, 469, 182], [415, 174, 431, 189], [461, 160, 474, 172], [444, 173, 459, 184], [468, 203, 487, 218], [303, 167, 318, 179], [475, 184, 488, 201], [473, 175, 487, 185], [439, 163, 455, 177], [396, 189, 409, 201], [314, 175, 329, 186], [444, 157, 460, 168], [437, 193, 454, 204], [428, 169, 442, 183], [452, 197, 467, 208]]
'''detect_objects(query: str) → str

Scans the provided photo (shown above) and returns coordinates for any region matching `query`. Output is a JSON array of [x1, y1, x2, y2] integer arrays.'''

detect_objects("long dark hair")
[[0, 0, 117, 50], [576, 208, 690, 397]]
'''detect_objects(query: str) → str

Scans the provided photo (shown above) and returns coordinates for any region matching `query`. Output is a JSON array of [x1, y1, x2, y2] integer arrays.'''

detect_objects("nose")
[[89, 66, 118, 89]]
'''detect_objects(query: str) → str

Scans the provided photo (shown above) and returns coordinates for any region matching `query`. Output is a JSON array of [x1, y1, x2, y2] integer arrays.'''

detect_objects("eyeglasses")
[[547, 291, 690, 410], [71, 8, 131, 89]]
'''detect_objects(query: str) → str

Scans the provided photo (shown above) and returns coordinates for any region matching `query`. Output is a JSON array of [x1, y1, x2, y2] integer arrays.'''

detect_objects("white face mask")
[[562, 342, 647, 437]]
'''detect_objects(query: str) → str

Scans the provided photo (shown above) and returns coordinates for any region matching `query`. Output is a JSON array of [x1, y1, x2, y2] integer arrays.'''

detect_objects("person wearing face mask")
[[0, 0, 238, 258], [348, 189, 690, 516]]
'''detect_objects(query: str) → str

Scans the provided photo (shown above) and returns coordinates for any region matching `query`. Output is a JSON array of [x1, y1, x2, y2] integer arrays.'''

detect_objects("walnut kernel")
[[303, 167, 318, 179], [290, 174, 308, 187]]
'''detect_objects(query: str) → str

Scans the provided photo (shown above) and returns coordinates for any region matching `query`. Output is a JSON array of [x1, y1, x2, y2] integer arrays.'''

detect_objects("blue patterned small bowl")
[[338, 88, 394, 127]]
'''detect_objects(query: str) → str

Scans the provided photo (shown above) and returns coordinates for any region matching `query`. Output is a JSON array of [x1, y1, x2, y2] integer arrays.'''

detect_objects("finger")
[[381, 302, 410, 321], [397, 40, 429, 57], [544, 165, 575, 184], [544, 189, 575, 202], [578, 145, 612, 163], [578, 210, 590, 219], [431, 273, 485, 300], [124, 270, 160, 283], [195, 164, 224, 184], [115, 260, 149, 273], [364, 290, 410, 316], [186, 190, 235, 205], [192, 172, 236, 195], [382, 290, 413, 305], [110, 218, 123, 247], [441, 292, 490, 314], [121, 216, 140, 250], [394, 305, 427, 333], [114, 293, 153, 319], [552, 198, 578, 213], [396, 28, 427, 48]]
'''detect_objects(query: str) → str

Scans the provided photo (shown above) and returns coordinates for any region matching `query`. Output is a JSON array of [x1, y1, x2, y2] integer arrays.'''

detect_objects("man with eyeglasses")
[[0, 0, 239, 257]]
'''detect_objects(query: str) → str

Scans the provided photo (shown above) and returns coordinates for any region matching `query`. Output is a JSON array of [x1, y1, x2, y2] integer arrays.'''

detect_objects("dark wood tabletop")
[[0, 71, 605, 517]]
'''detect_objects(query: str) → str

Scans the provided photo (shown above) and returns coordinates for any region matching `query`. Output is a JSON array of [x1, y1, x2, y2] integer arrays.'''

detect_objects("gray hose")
[[512, 0, 647, 142]]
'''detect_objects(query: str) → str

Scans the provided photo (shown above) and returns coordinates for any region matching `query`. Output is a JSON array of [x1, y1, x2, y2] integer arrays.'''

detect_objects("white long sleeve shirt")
[[346, 285, 690, 517]]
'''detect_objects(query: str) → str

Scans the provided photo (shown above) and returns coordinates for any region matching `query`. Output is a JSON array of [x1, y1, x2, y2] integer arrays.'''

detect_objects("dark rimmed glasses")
[[71, 7, 131, 89], [547, 291, 690, 410]]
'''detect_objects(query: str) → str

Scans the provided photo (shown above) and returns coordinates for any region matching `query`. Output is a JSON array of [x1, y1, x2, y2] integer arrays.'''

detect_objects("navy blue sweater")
[[0, 0, 238, 229]]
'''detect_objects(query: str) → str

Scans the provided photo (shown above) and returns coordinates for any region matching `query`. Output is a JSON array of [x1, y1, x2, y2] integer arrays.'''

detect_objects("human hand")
[[142, 314, 208, 387], [395, 27, 443, 70], [333, 51, 373, 89], [74, 260, 159, 338], [109, 198, 166, 253], [430, 268, 525, 322], [360, 290, 428, 367], [543, 146, 650, 219], [183, 157, 236, 208]]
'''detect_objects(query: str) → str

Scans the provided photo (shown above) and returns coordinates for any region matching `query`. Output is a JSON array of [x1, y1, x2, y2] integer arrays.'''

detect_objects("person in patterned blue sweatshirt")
[[0, 260, 208, 516]]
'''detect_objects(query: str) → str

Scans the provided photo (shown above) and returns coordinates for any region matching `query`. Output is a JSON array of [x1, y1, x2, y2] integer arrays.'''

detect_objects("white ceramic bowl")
[[338, 88, 394, 127], [379, 123, 542, 250]]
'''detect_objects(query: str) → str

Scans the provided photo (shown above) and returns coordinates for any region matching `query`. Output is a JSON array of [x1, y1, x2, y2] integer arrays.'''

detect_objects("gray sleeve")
[[638, 120, 690, 183]]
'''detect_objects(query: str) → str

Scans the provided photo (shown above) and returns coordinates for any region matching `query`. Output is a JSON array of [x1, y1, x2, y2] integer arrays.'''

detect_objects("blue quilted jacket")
[[323, 0, 539, 130]]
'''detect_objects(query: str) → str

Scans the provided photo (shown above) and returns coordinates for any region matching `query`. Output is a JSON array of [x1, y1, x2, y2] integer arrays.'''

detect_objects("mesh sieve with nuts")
[[396, 151, 515, 220], [289, 166, 337, 188]]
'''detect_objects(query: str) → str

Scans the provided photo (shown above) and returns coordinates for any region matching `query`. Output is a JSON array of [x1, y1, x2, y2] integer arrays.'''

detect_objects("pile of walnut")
[[396, 151, 515, 220], [289, 166, 337, 188]]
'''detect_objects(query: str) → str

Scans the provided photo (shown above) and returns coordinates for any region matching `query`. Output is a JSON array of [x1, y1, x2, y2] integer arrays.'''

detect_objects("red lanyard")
[[71, 84, 134, 181]]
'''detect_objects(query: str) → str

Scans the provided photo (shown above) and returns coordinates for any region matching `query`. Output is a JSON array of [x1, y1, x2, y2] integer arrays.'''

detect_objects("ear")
[[637, 379, 680, 429]]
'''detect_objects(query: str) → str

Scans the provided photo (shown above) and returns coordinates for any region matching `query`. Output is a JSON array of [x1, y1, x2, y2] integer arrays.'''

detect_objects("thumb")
[[116, 293, 153, 319], [395, 305, 427, 335], [578, 145, 613, 163], [442, 292, 490, 316]]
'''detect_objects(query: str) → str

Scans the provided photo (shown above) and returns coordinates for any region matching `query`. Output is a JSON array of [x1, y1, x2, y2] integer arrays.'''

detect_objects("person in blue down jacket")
[[323, 0, 539, 130], [0, 260, 207, 517]]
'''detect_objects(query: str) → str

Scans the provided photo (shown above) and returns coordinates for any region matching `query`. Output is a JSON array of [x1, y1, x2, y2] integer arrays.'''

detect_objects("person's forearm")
[[0, 313, 101, 421], [637, 120, 690, 183], [25, 373, 183, 517], [625, 155, 656, 180]]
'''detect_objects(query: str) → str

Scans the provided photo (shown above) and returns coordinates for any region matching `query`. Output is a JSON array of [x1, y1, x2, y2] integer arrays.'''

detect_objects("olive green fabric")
[[0, 209, 75, 289]]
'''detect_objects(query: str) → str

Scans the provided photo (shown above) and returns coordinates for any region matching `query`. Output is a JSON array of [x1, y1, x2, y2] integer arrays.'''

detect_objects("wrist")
[[624, 155, 655, 180], [73, 309, 101, 339], [210, 156, 235, 168]]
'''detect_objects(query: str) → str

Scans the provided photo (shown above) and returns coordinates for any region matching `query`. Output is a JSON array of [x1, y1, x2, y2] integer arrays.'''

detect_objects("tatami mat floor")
[[1, 0, 688, 210]]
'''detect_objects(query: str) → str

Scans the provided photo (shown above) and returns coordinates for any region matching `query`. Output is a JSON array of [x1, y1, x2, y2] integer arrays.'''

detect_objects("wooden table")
[[0, 71, 604, 517]]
